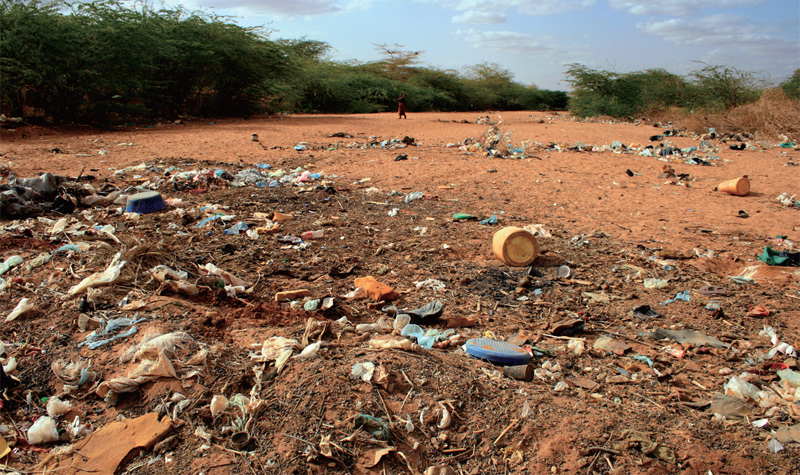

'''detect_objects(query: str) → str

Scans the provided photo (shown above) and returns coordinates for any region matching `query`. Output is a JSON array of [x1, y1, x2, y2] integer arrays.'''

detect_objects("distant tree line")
[[564, 63, 800, 118], [0, 0, 568, 124], [4, 1, 794, 125]]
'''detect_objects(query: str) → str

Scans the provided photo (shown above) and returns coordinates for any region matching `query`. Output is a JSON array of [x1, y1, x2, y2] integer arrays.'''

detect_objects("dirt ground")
[[0, 111, 798, 474]]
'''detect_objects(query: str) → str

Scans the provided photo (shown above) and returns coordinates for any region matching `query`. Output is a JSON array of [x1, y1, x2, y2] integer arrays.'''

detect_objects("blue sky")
[[168, 0, 799, 90]]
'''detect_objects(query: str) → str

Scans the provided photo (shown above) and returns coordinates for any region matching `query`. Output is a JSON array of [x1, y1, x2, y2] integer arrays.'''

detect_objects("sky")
[[166, 0, 799, 90]]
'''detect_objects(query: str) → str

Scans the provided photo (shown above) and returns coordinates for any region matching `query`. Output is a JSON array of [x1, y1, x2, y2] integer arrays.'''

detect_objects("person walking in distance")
[[397, 93, 407, 119]]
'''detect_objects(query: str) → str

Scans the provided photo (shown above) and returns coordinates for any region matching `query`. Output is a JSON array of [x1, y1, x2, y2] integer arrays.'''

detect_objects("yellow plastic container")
[[492, 227, 539, 267], [718, 176, 750, 196]]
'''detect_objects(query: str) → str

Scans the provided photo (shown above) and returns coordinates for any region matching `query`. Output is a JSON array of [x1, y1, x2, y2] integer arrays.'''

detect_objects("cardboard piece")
[[39, 412, 172, 474]]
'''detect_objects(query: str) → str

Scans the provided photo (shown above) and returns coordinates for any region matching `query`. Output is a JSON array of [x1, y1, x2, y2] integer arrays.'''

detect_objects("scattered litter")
[[622, 430, 676, 464], [697, 285, 727, 296], [631, 305, 659, 318], [354, 414, 391, 441], [368, 338, 421, 351], [1, 119, 797, 474], [661, 289, 690, 304], [643, 278, 668, 289], [647, 329, 726, 348], [414, 278, 446, 292], [353, 276, 399, 301], [28, 416, 59, 445], [758, 246, 800, 267], [593, 336, 631, 356], [351, 362, 376, 382], [404, 191, 424, 203]]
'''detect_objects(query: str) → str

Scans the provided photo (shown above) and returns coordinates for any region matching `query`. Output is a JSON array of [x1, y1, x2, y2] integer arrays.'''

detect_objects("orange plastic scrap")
[[38, 412, 172, 474], [353, 276, 400, 301], [747, 305, 770, 317]]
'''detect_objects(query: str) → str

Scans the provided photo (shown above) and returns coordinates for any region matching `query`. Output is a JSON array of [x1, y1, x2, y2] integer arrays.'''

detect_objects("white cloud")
[[437, 0, 594, 24], [609, 0, 768, 16], [192, 0, 342, 18], [640, 14, 796, 53], [514, 0, 595, 16], [456, 28, 564, 56], [452, 10, 507, 23]]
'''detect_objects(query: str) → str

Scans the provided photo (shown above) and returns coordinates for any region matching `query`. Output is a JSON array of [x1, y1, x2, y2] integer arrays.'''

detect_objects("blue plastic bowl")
[[126, 191, 166, 214]]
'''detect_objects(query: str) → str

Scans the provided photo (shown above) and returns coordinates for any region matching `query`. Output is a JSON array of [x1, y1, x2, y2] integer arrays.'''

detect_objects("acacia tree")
[[374, 43, 423, 80]]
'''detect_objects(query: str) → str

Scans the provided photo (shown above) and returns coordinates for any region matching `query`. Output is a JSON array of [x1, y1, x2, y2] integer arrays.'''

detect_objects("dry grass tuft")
[[653, 88, 800, 141]]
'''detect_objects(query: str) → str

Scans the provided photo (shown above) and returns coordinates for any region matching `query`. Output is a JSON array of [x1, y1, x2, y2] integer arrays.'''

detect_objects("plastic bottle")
[[301, 230, 324, 239], [223, 222, 248, 235]]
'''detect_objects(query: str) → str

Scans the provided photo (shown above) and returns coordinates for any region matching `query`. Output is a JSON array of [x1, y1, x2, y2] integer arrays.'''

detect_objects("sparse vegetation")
[[565, 63, 797, 139]]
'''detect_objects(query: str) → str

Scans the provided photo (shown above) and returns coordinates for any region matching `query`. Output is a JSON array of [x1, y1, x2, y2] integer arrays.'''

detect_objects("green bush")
[[1, 0, 290, 122], [565, 63, 763, 118], [564, 64, 646, 117], [1, 0, 88, 120], [686, 63, 762, 112], [406, 68, 465, 111], [780, 69, 800, 101]]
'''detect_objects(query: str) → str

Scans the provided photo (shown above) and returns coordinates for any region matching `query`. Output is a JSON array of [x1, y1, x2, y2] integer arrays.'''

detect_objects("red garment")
[[397, 95, 407, 118]]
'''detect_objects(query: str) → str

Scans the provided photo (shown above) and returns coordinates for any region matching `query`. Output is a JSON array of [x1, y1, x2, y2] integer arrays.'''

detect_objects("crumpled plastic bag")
[[19, 173, 69, 198], [51, 359, 96, 387], [68, 253, 126, 296], [97, 352, 178, 398], [351, 362, 376, 382], [400, 324, 455, 349], [5, 297, 35, 322], [250, 337, 301, 362], [96, 331, 202, 400], [28, 415, 59, 445], [356, 316, 392, 333], [758, 246, 800, 267], [134, 331, 195, 361], [724, 374, 763, 401], [150, 265, 188, 282], [293, 341, 322, 360]]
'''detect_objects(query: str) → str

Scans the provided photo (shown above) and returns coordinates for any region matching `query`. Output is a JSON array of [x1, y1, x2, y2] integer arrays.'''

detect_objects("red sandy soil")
[[3, 111, 798, 248], [0, 111, 798, 475]]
